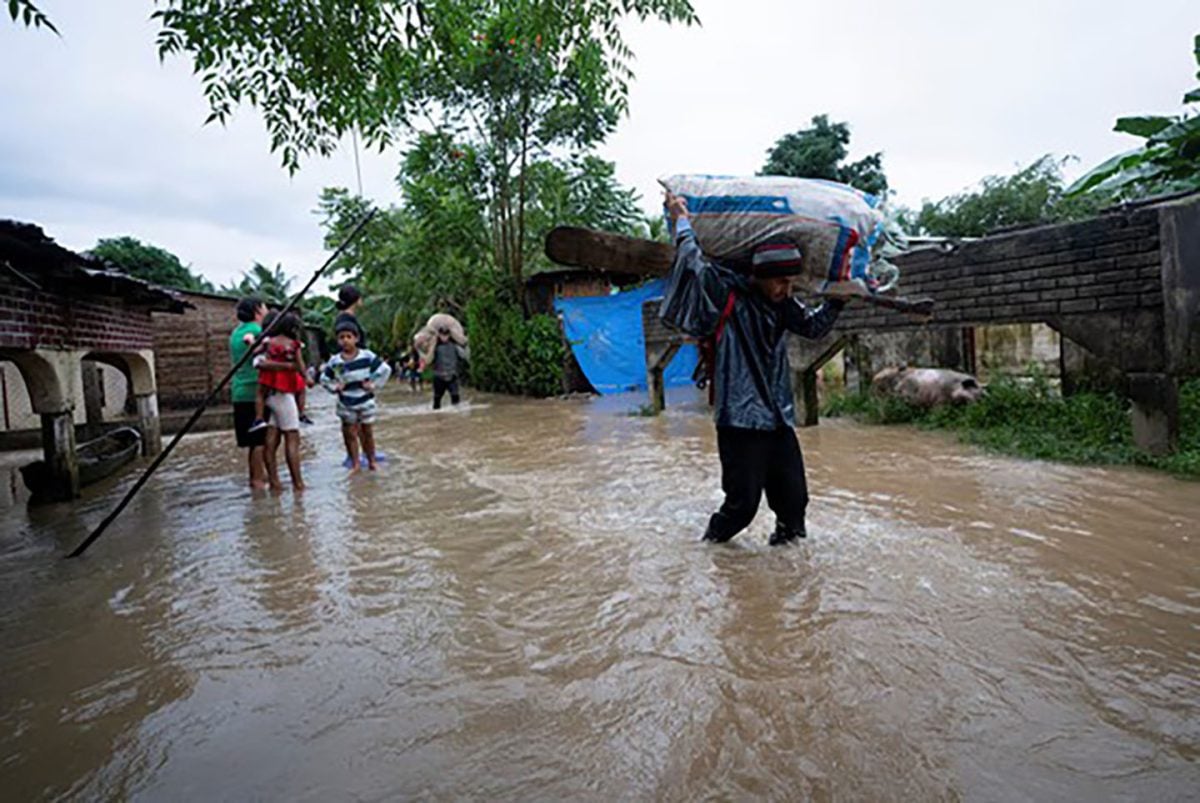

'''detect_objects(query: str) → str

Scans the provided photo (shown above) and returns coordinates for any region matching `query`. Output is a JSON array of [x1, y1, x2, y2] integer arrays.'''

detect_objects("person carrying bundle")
[[662, 192, 843, 546]]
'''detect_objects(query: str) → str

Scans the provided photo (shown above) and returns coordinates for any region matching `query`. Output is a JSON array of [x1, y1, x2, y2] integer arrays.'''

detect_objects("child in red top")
[[248, 312, 307, 433]]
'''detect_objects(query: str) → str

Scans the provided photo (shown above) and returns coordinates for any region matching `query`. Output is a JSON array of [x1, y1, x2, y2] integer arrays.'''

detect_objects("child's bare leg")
[[297, 385, 306, 416], [264, 427, 283, 491], [343, 423, 361, 473], [284, 430, 304, 490], [360, 423, 377, 470], [255, 384, 267, 422]]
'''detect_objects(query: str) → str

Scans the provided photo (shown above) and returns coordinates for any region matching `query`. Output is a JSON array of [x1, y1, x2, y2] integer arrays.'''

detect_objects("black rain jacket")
[[660, 226, 842, 430]]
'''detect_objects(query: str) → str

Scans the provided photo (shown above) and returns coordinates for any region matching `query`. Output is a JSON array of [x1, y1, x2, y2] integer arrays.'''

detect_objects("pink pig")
[[871, 366, 984, 408]]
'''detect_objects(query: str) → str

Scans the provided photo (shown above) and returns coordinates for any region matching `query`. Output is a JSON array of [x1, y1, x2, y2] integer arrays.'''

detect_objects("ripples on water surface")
[[0, 387, 1197, 800]]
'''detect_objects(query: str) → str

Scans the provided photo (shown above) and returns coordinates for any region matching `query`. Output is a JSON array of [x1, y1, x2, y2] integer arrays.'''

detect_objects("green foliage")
[[521, 155, 646, 273], [317, 184, 490, 341], [154, 0, 696, 173], [220, 262, 293, 305], [5, 0, 57, 33], [318, 148, 644, 355], [154, 0, 696, 302], [90, 236, 214, 292], [761, 115, 888, 196], [465, 289, 565, 397], [911, 155, 1109, 237], [301, 294, 338, 337], [823, 374, 1200, 478], [1067, 33, 1200, 200]]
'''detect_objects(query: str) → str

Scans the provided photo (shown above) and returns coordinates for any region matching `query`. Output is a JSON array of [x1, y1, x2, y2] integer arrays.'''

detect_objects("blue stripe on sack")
[[682, 194, 794, 215], [850, 243, 870, 279]]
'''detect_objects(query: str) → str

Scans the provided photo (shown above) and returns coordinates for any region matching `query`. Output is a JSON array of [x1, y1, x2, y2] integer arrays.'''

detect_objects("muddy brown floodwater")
[[0, 386, 1197, 800]]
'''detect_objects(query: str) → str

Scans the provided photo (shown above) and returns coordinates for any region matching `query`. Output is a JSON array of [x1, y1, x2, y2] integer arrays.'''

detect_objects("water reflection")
[[0, 387, 1196, 799]]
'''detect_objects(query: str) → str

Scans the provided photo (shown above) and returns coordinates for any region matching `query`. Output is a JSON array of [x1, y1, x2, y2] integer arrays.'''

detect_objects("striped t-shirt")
[[320, 348, 391, 408]]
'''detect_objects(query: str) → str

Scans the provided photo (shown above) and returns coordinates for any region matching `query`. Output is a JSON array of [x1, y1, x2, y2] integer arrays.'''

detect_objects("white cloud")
[[0, 0, 1195, 287], [0, 1, 398, 289], [602, 0, 1198, 210]]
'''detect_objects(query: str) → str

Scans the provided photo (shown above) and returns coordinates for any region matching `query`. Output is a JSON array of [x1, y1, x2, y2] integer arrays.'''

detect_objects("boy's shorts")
[[337, 400, 377, 425], [233, 402, 267, 447]]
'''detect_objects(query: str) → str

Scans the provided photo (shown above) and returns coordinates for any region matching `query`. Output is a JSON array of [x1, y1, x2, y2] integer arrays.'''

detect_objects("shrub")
[[465, 291, 566, 397], [823, 372, 1200, 479]]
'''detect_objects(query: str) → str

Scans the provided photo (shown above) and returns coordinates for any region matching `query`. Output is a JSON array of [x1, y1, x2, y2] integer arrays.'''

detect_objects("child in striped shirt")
[[321, 320, 392, 472]]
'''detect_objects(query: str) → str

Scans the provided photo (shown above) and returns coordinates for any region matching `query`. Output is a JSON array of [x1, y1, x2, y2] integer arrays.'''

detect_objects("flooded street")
[[1, 386, 1197, 800]]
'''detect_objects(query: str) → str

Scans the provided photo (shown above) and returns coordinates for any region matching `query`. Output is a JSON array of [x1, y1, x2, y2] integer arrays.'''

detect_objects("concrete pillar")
[[134, 393, 162, 456], [1128, 373, 1178, 457], [1158, 196, 1200, 376], [40, 410, 79, 500], [81, 361, 105, 424]]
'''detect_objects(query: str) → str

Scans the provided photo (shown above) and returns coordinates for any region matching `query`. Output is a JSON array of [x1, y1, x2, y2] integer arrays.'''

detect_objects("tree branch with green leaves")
[[1067, 33, 1200, 200]]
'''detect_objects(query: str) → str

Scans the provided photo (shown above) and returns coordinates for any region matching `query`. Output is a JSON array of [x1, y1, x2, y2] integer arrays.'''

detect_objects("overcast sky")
[[1, 0, 1195, 289]]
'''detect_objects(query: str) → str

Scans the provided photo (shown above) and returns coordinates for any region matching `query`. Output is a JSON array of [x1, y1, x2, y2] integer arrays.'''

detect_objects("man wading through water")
[[662, 192, 844, 545]]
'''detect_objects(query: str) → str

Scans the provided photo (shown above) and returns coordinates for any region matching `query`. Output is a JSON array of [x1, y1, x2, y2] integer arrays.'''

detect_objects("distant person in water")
[[333, 284, 368, 350], [407, 348, 424, 393], [321, 320, 392, 472], [430, 325, 467, 410]]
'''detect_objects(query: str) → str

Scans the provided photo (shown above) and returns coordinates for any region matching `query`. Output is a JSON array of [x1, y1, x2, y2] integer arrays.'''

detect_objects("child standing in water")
[[248, 311, 311, 432], [321, 320, 392, 472], [249, 312, 308, 491]]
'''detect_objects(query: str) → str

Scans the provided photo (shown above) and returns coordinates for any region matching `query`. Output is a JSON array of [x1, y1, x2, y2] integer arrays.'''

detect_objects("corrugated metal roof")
[[0, 219, 192, 313]]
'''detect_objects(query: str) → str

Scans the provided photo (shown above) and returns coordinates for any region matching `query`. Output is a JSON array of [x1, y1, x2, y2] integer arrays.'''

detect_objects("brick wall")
[[838, 207, 1163, 332], [152, 292, 238, 409], [0, 275, 155, 352]]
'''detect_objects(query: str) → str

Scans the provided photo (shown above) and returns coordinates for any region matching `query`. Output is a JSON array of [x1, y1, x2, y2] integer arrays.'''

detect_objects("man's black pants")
[[433, 377, 460, 409], [705, 426, 809, 542]]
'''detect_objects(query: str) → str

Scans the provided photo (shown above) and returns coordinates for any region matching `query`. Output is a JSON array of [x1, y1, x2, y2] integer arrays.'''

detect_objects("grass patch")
[[823, 374, 1200, 478], [626, 403, 659, 417]]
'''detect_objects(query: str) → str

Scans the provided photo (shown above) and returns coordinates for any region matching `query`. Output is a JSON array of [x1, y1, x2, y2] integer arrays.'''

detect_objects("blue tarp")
[[555, 280, 699, 395]]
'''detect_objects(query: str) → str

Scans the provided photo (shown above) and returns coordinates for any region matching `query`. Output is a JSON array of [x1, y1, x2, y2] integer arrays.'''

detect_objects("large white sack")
[[413, 313, 467, 365], [659, 174, 902, 294]]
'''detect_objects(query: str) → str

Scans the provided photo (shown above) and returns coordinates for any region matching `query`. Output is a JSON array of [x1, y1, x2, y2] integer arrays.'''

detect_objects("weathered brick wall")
[[838, 207, 1163, 332], [0, 275, 155, 352], [152, 292, 237, 409]]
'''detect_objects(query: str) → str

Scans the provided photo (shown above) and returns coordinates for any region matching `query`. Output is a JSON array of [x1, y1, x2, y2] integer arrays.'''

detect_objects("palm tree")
[[221, 262, 293, 305]]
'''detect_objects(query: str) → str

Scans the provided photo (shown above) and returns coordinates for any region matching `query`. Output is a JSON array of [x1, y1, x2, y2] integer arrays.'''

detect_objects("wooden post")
[[798, 368, 820, 427], [645, 343, 681, 414]]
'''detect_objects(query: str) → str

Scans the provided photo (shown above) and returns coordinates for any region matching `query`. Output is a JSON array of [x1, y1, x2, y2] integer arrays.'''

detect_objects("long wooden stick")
[[67, 210, 377, 558]]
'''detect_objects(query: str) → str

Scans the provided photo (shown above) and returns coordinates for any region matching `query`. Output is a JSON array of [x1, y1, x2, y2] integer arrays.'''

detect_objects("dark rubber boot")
[[701, 523, 733, 544], [768, 523, 807, 546]]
